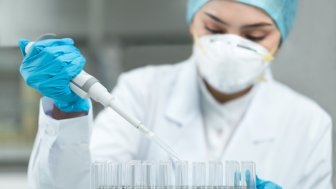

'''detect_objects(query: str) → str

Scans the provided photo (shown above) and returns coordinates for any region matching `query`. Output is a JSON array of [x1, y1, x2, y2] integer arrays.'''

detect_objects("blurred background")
[[0, 0, 335, 188]]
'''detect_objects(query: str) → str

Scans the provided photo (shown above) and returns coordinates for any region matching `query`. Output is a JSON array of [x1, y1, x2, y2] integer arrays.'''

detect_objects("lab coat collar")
[[164, 57, 278, 142], [245, 68, 278, 141], [235, 79, 278, 143], [164, 57, 202, 127]]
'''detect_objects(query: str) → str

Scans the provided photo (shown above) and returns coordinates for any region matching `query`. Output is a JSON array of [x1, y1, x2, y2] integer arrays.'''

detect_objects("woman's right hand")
[[18, 38, 89, 113]]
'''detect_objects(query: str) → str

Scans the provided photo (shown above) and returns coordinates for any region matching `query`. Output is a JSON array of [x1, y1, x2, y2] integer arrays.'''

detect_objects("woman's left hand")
[[256, 176, 282, 189]]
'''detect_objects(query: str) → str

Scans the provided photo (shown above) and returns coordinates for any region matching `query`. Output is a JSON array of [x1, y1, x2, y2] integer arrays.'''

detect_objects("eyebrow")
[[205, 12, 230, 25], [241, 23, 273, 29], [205, 12, 273, 29]]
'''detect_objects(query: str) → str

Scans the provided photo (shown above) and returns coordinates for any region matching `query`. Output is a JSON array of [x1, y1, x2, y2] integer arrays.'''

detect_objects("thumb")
[[256, 176, 282, 189], [256, 176, 263, 186], [18, 39, 30, 57]]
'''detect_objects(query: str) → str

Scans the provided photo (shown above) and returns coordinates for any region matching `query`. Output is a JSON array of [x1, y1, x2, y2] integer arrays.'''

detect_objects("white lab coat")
[[28, 58, 333, 189]]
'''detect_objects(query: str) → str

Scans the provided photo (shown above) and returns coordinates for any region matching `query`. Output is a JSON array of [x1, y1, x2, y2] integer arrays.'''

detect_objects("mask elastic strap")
[[258, 46, 278, 82], [262, 46, 277, 63], [192, 29, 206, 55]]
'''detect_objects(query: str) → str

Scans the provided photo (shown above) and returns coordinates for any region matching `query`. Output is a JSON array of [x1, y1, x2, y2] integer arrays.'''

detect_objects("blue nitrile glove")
[[256, 176, 282, 189], [18, 38, 89, 112]]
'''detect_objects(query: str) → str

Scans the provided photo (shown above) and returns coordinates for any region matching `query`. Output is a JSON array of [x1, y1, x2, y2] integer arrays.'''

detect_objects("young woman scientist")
[[18, 0, 332, 188]]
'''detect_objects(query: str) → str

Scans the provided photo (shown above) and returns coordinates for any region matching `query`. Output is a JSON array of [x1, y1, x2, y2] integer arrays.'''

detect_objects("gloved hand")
[[256, 176, 282, 189], [18, 38, 89, 112]]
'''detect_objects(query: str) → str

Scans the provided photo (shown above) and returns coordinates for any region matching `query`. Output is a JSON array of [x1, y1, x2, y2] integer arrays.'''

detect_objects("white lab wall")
[[0, 0, 188, 46], [0, 0, 88, 45]]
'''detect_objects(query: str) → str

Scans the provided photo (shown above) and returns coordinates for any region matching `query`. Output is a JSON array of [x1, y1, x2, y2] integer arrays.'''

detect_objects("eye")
[[245, 35, 266, 42], [205, 26, 223, 34]]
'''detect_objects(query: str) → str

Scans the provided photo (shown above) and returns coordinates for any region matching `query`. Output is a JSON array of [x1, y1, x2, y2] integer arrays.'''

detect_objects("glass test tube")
[[208, 161, 224, 188], [192, 162, 206, 189], [98, 161, 108, 189], [156, 161, 173, 189], [142, 161, 156, 189], [225, 161, 241, 187], [124, 160, 142, 188], [90, 162, 99, 189], [241, 161, 256, 189], [100, 161, 119, 189], [109, 162, 122, 189], [174, 161, 189, 189], [105, 162, 112, 188]]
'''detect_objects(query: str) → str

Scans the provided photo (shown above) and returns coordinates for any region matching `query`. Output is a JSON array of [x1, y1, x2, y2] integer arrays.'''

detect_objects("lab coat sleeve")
[[28, 97, 93, 189], [300, 115, 333, 189], [29, 67, 154, 189]]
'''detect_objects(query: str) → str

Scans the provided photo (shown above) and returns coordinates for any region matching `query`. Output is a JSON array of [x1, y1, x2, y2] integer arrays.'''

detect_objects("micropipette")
[[25, 34, 182, 161]]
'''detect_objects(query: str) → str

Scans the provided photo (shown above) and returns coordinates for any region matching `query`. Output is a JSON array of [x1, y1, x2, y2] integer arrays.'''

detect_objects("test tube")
[[241, 161, 256, 189], [108, 162, 122, 189], [174, 161, 189, 189], [90, 162, 99, 189], [106, 161, 118, 189], [124, 160, 142, 189], [192, 162, 206, 189], [96, 161, 113, 189], [100, 161, 109, 189], [208, 161, 224, 188], [225, 161, 241, 188], [156, 161, 173, 189], [142, 161, 156, 189]]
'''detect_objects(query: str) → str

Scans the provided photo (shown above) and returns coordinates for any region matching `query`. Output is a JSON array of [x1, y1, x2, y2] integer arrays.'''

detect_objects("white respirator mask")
[[193, 34, 275, 94]]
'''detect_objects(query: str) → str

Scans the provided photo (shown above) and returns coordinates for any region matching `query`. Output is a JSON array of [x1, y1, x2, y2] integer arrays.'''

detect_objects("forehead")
[[199, 0, 274, 25]]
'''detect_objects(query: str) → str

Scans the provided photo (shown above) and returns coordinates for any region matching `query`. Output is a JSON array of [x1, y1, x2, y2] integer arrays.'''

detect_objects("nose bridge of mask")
[[238, 42, 275, 63], [240, 38, 276, 64], [228, 35, 274, 83], [231, 36, 275, 64], [193, 33, 275, 64]]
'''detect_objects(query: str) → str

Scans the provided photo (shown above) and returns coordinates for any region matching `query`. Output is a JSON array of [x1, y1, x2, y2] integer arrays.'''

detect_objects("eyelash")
[[205, 26, 223, 34], [245, 35, 266, 42], [204, 26, 266, 42]]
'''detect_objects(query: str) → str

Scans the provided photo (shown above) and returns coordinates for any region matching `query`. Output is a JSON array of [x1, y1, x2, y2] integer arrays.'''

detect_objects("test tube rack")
[[91, 160, 257, 189]]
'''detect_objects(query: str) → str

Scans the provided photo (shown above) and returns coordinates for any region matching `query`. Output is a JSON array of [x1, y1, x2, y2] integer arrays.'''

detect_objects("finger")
[[23, 45, 80, 64], [245, 170, 252, 187], [21, 52, 82, 86], [67, 55, 86, 78], [234, 171, 241, 187], [18, 39, 30, 56], [32, 51, 82, 74], [28, 38, 75, 57], [34, 38, 74, 48]]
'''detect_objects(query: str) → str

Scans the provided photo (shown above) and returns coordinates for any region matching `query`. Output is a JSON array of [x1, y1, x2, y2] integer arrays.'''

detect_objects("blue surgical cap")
[[187, 0, 298, 40]]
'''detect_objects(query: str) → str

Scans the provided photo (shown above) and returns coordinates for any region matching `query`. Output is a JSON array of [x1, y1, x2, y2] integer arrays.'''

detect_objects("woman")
[[19, 0, 332, 188]]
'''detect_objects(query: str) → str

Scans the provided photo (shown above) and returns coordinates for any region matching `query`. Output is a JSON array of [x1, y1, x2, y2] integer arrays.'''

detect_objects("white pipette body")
[[25, 35, 182, 161]]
